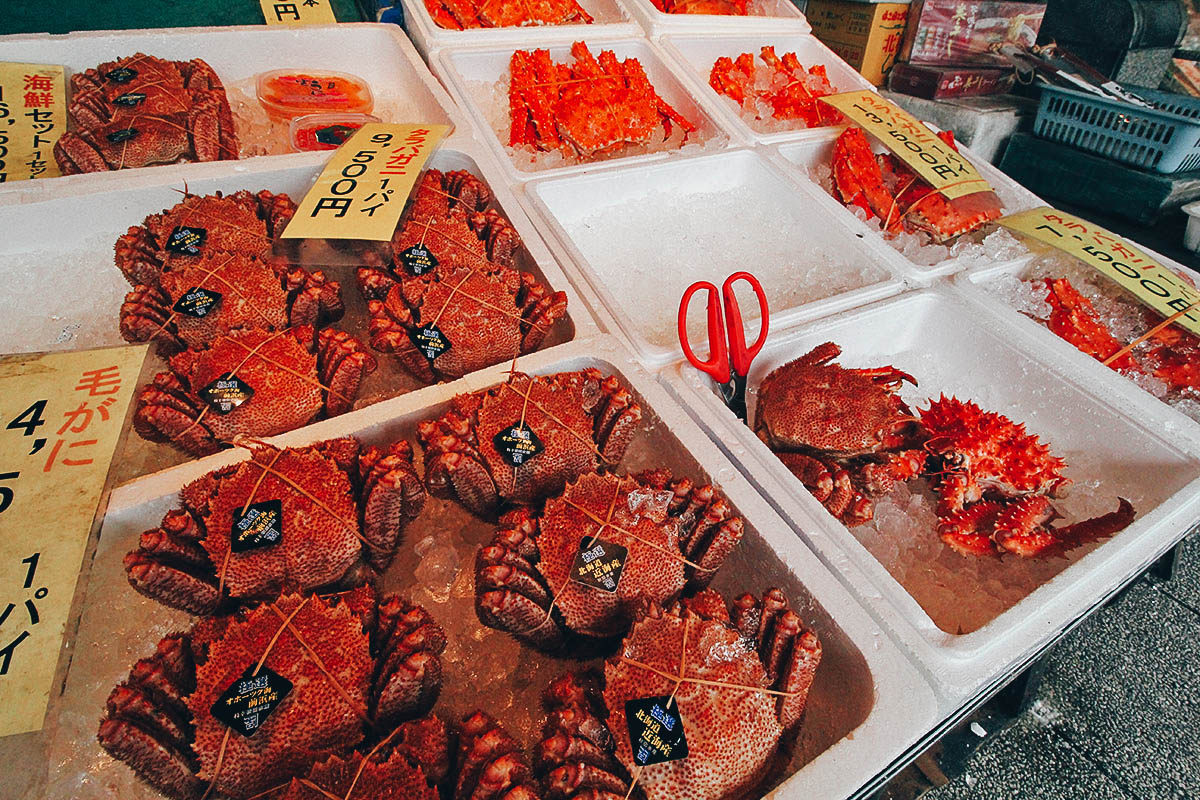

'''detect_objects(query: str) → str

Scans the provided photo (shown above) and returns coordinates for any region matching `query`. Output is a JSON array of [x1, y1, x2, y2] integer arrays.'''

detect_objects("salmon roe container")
[[290, 113, 381, 151], [256, 69, 374, 123]]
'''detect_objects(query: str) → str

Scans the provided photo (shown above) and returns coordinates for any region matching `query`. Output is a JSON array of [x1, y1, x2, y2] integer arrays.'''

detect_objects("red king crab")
[[709, 48, 843, 126], [754, 342, 927, 527], [424, 0, 592, 28], [418, 369, 642, 516], [125, 438, 424, 615], [650, 0, 747, 13], [133, 325, 376, 456], [534, 588, 821, 800], [475, 470, 744, 651], [54, 53, 238, 174], [508, 42, 696, 158], [98, 587, 447, 799], [921, 395, 1135, 557], [831, 125, 1003, 243], [362, 168, 567, 382]]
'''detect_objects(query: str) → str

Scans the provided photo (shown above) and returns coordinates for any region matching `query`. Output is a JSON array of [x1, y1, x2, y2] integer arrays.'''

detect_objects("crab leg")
[[832, 126, 903, 231], [994, 496, 1134, 558]]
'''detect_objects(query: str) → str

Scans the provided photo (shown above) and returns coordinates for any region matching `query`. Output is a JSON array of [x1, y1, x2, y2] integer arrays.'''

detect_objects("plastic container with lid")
[[256, 69, 375, 122], [289, 112, 382, 151]]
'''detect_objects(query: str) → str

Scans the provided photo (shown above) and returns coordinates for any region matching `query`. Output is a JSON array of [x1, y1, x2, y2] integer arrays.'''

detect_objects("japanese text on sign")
[[259, 0, 338, 25], [280, 123, 450, 242], [999, 207, 1200, 338], [0, 62, 66, 183], [0, 345, 147, 738], [819, 90, 993, 200]]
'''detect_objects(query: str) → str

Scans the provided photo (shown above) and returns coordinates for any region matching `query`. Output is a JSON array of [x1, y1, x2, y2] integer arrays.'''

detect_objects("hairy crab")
[[509, 42, 696, 158], [475, 470, 744, 650], [132, 326, 376, 456], [921, 395, 1135, 557], [418, 370, 642, 516], [754, 342, 927, 526], [54, 53, 238, 174], [535, 588, 821, 800], [709, 47, 842, 126], [424, 0, 592, 28], [831, 125, 1003, 243], [98, 587, 446, 800]]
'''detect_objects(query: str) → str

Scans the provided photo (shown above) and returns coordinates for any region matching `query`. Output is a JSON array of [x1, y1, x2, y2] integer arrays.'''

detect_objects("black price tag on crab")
[[105, 128, 139, 144], [400, 244, 438, 276], [625, 696, 688, 766], [410, 324, 451, 361], [167, 226, 208, 256], [211, 665, 292, 737], [111, 92, 147, 107], [199, 373, 255, 415], [314, 124, 356, 147], [105, 67, 138, 83], [571, 537, 627, 593], [173, 287, 222, 318], [231, 499, 284, 553], [493, 422, 544, 467]]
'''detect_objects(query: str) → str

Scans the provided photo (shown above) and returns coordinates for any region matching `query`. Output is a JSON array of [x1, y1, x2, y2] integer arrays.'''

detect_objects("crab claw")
[[535, 672, 631, 798], [455, 711, 541, 800], [995, 496, 1135, 558]]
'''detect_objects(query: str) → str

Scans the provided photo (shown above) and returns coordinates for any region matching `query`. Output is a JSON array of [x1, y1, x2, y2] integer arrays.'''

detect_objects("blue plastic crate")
[[1033, 84, 1200, 174]]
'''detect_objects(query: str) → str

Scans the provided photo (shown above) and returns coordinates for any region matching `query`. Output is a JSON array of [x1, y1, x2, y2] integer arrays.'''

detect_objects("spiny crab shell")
[[534, 588, 821, 800], [754, 342, 926, 527], [475, 470, 744, 650], [98, 587, 446, 800], [418, 369, 642, 516], [132, 325, 376, 456], [125, 438, 424, 615]]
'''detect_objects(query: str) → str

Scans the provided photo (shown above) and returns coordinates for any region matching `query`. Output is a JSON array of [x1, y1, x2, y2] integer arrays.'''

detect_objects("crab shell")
[[125, 438, 424, 615], [277, 748, 440, 800], [418, 369, 643, 516], [97, 587, 446, 800], [132, 326, 376, 456], [475, 470, 744, 650]]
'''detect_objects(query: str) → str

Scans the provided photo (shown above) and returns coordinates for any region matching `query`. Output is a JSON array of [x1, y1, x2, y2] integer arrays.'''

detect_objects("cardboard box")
[[899, 0, 1044, 67], [806, 0, 910, 86], [888, 62, 1015, 98]]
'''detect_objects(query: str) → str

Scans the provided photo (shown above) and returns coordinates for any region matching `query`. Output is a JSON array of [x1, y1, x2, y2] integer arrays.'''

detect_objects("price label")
[[280, 123, 450, 242], [0, 62, 66, 183], [231, 500, 284, 553], [625, 696, 688, 766], [211, 665, 292, 736], [819, 90, 992, 200], [199, 374, 255, 415], [410, 324, 451, 362], [259, 0, 338, 25], [999, 207, 1200, 337], [493, 422, 544, 467], [0, 344, 147, 738], [570, 538, 627, 593]]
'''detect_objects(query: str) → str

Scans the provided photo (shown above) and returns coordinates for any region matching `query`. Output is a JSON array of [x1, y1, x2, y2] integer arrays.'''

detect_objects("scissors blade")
[[719, 373, 749, 423]]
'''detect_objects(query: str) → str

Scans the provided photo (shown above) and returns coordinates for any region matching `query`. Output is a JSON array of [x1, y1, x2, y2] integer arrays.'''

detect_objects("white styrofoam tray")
[[433, 37, 732, 183], [663, 288, 1200, 698], [38, 335, 936, 800], [621, 0, 809, 35], [401, 0, 642, 61], [659, 32, 875, 146], [522, 146, 910, 367], [0, 24, 469, 204]]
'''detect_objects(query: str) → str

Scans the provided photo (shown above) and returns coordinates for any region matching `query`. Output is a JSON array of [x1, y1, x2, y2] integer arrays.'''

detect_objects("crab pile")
[[650, 0, 748, 13], [508, 42, 696, 159], [756, 342, 1136, 557], [424, 0, 592, 28], [361, 168, 568, 382], [830, 125, 1003, 243], [55, 53, 238, 174], [709, 47, 843, 127]]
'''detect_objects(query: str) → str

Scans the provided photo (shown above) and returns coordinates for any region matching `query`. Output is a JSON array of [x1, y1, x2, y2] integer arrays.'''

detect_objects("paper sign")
[[0, 62, 66, 183], [260, 0, 338, 25], [0, 344, 147, 738], [280, 123, 450, 242], [819, 90, 992, 200], [999, 207, 1200, 338]]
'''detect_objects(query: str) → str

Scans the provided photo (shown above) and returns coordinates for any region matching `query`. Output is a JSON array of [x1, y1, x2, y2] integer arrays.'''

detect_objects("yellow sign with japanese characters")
[[1000, 207, 1200, 338], [0, 344, 147, 738], [281, 122, 450, 242], [819, 89, 993, 200], [259, 0, 338, 25], [0, 62, 66, 182]]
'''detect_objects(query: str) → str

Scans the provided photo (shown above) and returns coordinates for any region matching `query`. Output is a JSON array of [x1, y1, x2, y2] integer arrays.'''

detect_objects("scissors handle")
[[678, 281, 730, 384], [722, 271, 769, 378]]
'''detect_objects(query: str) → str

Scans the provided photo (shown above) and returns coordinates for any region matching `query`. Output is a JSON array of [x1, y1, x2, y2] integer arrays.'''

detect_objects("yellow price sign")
[[281, 122, 450, 242], [260, 0, 338, 25], [999, 207, 1200, 338], [0, 344, 147, 738], [819, 89, 993, 200], [0, 62, 66, 182]]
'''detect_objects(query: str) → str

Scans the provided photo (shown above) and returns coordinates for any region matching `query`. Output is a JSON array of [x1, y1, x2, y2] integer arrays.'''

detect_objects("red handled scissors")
[[677, 271, 769, 422]]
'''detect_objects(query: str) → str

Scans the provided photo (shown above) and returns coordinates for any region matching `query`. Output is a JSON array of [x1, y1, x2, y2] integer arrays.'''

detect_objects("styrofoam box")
[[522, 147, 910, 367], [659, 32, 875, 146], [663, 289, 1200, 698], [0, 24, 468, 204], [401, 0, 642, 61], [621, 0, 809, 35], [39, 336, 936, 800], [433, 37, 732, 183]]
